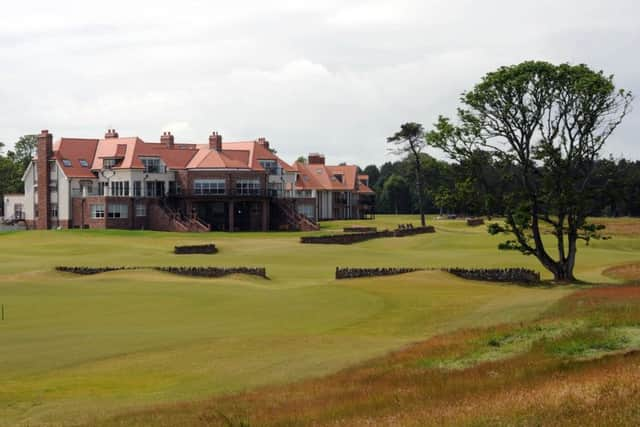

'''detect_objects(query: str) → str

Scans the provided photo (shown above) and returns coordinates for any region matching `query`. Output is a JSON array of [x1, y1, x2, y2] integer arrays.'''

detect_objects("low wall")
[[56, 266, 136, 275], [445, 268, 540, 284], [466, 218, 485, 227], [334, 266, 540, 283], [301, 226, 435, 245], [335, 267, 423, 279], [301, 231, 390, 244], [56, 265, 266, 279], [174, 244, 217, 254], [393, 226, 435, 237], [343, 226, 377, 233], [156, 266, 267, 278]]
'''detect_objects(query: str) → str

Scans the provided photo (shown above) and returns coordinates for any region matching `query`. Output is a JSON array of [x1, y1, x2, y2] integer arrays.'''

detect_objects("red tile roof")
[[293, 162, 372, 194], [50, 134, 294, 177], [54, 138, 100, 178]]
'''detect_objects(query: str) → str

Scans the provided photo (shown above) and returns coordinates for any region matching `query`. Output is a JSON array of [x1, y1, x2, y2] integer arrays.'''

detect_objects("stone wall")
[[335, 267, 423, 279], [156, 266, 266, 278], [56, 265, 266, 278], [343, 226, 377, 233], [56, 266, 137, 275], [334, 266, 541, 284], [445, 268, 540, 284], [174, 244, 217, 254], [393, 226, 435, 237], [466, 218, 485, 227], [301, 226, 435, 244]]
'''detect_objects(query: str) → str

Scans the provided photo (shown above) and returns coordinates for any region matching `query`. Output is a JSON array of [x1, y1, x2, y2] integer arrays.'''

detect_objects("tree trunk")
[[548, 261, 577, 282], [413, 153, 426, 227]]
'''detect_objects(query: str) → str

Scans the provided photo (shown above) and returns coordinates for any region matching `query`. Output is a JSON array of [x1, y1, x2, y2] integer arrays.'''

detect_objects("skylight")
[[79, 159, 89, 167], [62, 159, 72, 167]]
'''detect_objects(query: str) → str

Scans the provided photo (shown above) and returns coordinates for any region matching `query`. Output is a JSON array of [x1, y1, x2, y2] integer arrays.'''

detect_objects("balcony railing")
[[189, 188, 266, 197], [71, 189, 102, 197]]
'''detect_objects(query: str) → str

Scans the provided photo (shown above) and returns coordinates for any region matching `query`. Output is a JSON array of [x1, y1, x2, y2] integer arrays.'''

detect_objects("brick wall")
[[71, 196, 145, 229], [36, 130, 52, 229]]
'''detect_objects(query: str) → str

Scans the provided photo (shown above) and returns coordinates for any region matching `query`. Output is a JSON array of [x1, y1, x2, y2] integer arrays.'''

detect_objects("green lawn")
[[0, 215, 638, 426]]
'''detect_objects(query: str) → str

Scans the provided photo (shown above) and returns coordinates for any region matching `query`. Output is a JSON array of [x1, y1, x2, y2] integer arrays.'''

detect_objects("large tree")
[[427, 61, 633, 282], [13, 134, 38, 169], [380, 174, 411, 215], [388, 123, 427, 226]]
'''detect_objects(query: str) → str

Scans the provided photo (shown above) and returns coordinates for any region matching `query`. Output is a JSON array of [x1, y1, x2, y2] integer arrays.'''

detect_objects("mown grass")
[[87, 285, 640, 427], [1, 215, 639, 426]]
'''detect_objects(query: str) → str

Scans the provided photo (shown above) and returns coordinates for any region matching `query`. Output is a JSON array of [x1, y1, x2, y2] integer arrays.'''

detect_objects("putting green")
[[0, 215, 637, 426]]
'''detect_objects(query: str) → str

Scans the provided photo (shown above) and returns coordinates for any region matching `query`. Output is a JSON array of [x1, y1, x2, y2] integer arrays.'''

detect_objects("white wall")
[[22, 162, 35, 221], [2, 194, 25, 220]]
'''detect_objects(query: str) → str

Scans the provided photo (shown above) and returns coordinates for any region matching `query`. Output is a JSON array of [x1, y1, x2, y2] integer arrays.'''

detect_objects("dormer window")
[[142, 157, 163, 173], [79, 159, 89, 168], [62, 159, 72, 167], [334, 174, 343, 183], [103, 159, 117, 169]]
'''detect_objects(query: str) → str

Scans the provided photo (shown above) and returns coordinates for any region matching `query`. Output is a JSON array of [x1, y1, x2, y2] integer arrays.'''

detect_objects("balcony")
[[189, 188, 266, 198], [71, 188, 102, 197]]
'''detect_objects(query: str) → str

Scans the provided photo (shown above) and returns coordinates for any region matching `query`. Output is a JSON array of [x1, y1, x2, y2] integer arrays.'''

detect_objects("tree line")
[[361, 151, 640, 218], [0, 135, 37, 214]]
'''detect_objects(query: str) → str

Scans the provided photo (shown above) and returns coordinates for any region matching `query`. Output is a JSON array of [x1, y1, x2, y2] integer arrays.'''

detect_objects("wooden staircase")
[[274, 199, 319, 231], [155, 199, 210, 232]]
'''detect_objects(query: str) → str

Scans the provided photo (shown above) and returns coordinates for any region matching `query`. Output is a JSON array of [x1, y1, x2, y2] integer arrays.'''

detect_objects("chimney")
[[36, 129, 53, 229], [161, 131, 174, 148], [308, 153, 325, 165], [209, 131, 222, 151], [105, 128, 119, 139], [257, 137, 269, 151]]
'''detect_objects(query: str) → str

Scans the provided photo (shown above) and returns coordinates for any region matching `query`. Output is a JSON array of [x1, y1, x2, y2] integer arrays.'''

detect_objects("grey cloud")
[[0, 0, 638, 166]]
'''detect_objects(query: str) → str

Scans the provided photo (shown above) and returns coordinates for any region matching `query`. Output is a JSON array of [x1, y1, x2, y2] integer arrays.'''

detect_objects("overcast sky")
[[0, 0, 638, 166]]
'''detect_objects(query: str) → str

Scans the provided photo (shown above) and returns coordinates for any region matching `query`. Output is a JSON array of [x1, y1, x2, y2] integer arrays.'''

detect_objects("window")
[[142, 158, 162, 173], [103, 159, 117, 169], [108, 203, 128, 218], [259, 159, 279, 175], [49, 203, 58, 218], [145, 181, 165, 197], [334, 174, 343, 183], [193, 179, 225, 195], [98, 182, 108, 196], [91, 204, 105, 218], [169, 181, 181, 195], [79, 159, 89, 167], [133, 181, 142, 197], [14, 204, 23, 219], [236, 179, 261, 196], [62, 159, 72, 167], [135, 202, 146, 217], [110, 181, 130, 197]]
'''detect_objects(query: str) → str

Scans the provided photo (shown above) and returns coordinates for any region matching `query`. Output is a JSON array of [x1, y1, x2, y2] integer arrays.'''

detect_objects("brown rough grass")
[[86, 286, 640, 427], [597, 218, 640, 236], [603, 263, 640, 281]]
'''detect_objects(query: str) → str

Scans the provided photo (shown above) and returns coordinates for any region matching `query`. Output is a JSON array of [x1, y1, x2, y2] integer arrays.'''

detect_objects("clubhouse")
[[15, 129, 375, 232]]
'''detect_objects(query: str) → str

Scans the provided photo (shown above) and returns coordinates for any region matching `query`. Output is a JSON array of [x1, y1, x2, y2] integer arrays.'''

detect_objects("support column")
[[228, 200, 234, 232], [262, 200, 269, 231]]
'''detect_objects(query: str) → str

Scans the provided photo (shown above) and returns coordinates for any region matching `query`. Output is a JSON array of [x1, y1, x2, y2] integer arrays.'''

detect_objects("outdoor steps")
[[275, 199, 319, 231], [150, 200, 210, 232]]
